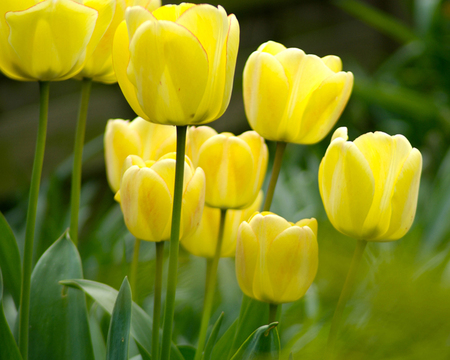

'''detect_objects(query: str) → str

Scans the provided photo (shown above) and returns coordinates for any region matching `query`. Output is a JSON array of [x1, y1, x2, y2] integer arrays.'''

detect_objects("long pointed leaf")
[[29, 231, 94, 360], [203, 312, 224, 360], [107, 277, 132, 360]]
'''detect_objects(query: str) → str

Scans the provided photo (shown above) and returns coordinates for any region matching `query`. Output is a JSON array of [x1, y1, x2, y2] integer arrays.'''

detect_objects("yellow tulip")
[[0, 0, 116, 81], [182, 191, 263, 258], [112, 3, 239, 125], [104, 117, 176, 192], [115, 153, 205, 242], [235, 212, 318, 304], [243, 41, 354, 144], [196, 130, 268, 209], [77, 0, 161, 83], [319, 127, 422, 241]]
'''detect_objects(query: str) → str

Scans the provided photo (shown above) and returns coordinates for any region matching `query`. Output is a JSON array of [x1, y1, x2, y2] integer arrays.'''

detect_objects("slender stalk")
[[269, 303, 278, 324], [130, 238, 141, 301], [19, 81, 50, 359], [263, 142, 287, 211], [325, 240, 367, 359], [193, 209, 227, 360], [152, 241, 164, 360], [69, 78, 92, 246], [160, 125, 187, 360]]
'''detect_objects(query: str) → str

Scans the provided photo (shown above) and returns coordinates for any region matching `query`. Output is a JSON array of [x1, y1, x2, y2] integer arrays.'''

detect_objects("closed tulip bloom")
[[104, 117, 176, 192], [236, 212, 318, 304], [115, 153, 205, 242], [196, 131, 268, 209], [112, 3, 239, 125], [243, 41, 353, 144], [319, 127, 422, 241], [182, 191, 263, 258], [0, 0, 116, 81]]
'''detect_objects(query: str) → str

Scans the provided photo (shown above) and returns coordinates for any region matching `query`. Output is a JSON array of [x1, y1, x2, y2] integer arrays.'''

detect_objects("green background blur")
[[1, 0, 450, 359]]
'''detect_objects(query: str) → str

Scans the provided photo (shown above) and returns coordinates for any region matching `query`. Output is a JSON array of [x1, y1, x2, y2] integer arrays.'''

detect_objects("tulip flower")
[[319, 127, 422, 241], [115, 153, 205, 242], [196, 130, 268, 209], [243, 41, 353, 145], [104, 117, 176, 192], [182, 192, 263, 258], [112, 3, 239, 125], [0, 0, 116, 81], [235, 212, 318, 304]]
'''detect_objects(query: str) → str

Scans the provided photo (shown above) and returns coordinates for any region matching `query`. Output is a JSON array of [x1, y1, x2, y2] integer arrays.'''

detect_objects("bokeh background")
[[2, 0, 450, 359]]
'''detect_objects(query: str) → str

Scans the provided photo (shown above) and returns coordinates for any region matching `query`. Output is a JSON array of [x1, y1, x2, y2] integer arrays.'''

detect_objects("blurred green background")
[[1, 0, 450, 359]]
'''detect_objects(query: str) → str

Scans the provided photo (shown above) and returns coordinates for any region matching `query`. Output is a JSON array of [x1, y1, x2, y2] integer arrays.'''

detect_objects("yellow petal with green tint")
[[382, 148, 422, 241], [243, 51, 289, 141], [128, 19, 208, 125], [319, 139, 375, 239], [236, 221, 259, 299], [321, 55, 342, 72], [296, 71, 353, 144], [112, 20, 148, 119], [6, 0, 98, 80]]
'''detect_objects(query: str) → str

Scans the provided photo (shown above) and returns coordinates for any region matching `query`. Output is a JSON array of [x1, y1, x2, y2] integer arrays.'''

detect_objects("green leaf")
[[230, 323, 280, 360], [89, 305, 106, 360], [289, 353, 293, 360], [178, 345, 196, 360], [0, 212, 21, 307], [29, 231, 94, 360], [211, 319, 237, 360], [107, 277, 132, 360], [0, 269, 22, 360], [203, 312, 224, 360]]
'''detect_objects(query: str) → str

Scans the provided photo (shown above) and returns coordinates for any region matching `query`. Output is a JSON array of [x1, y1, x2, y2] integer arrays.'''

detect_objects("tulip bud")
[[235, 212, 318, 304], [112, 3, 239, 125], [0, 0, 116, 81], [196, 131, 268, 209], [243, 41, 353, 144], [116, 153, 205, 242], [104, 117, 176, 192], [182, 191, 263, 258], [319, 127, 422, 241]]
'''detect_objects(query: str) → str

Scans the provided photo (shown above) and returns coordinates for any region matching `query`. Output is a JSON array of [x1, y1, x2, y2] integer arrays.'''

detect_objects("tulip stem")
[[130, 238, 141, 301], [194, 209, 227, 360], [161, 125, 187, 360], [19, 81, 50, 359], [269, 303, 278, 324], [325, 240, 367, 359], [69, 78, 92, 246], [152, 241, 164, 360], [263, 142, 287, 211]]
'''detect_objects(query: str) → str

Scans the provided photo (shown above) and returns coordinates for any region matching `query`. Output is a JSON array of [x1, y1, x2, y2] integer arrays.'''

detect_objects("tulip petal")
[[296, 72, 354, 144], [295, 218, 318, 237], [113, 20, 148, 119], [6, 0, 98, 80], [319, 139, 375, 239], [186, 126, 218, 166], [128, 19, 208, 125], [181, 167, 206, 240], [321, 55, 342, 72], [243, 51, 289, 141], [125, 5, 156, 41], [258, 41, 286, 55], [236, 221, 259, 299], [152, 3, 195, 21]]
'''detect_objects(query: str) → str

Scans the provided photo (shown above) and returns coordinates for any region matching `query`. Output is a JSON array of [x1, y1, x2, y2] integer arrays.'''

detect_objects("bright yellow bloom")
[[182, 191, 263, 258], [104, 117, 176, 192], [115, 153, 205, 242], [77, 0, 161, 83], [194, 129, 268, 209], [0, 0, 116, 81], [235, 212, 318, 304], [319, 127, 422, 241], [112, 3, 239, 125], [243, 41, 353, 144]]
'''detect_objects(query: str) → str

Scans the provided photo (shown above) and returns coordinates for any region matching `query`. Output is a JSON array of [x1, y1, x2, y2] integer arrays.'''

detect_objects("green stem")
[[19, 81, 50, 359], [152, 241, 164, 360], [193, 209, 227, 360], [269, 303, 278, 324], [130, 238, 141, 301], [325, 240, 367, 359], [263, 142, 287, 212], [160, 125, 187, 360], [69, 78, 92, 246]]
